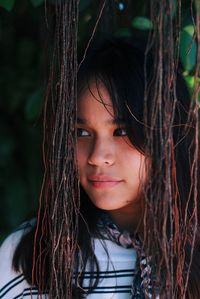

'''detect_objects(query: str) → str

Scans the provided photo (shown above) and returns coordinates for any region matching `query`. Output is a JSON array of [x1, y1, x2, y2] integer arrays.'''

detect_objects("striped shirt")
[[0, 224, 137, 298]]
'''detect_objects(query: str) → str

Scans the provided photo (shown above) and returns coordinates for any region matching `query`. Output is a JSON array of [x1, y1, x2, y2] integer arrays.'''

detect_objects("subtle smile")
[[88, 176, 123, 188]]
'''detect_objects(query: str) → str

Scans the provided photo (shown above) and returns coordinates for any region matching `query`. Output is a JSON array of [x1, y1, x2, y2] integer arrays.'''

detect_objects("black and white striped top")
[[0, 224, 137, 299]]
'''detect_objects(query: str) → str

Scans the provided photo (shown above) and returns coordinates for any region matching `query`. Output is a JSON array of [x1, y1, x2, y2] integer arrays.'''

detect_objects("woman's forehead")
[[77, 77, 125, 121], [78, 80, 113, 107]]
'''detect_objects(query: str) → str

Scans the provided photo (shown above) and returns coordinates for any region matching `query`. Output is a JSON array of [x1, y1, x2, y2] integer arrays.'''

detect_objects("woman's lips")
[[88, 175, 122, 188]]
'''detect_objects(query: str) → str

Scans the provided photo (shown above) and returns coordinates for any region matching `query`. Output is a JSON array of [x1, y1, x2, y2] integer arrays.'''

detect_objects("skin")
[[76, 82, 146, 233]]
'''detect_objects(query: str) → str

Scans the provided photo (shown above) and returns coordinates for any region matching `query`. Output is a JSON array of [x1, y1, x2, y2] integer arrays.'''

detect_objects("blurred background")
[[0, 0, 199, 243]]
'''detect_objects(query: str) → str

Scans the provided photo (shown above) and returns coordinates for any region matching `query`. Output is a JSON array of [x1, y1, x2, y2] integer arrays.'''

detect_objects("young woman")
[[0, 38, 199, 299]]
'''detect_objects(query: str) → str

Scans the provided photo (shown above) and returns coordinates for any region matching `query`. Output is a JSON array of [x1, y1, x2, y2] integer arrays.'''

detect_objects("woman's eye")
[[114, 128, 127, 136], [77, 128, 91, 137]]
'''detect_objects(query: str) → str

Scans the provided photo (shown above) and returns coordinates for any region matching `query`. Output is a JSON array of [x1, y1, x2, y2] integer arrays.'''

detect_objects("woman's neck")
[[107, 201, 143, 234]]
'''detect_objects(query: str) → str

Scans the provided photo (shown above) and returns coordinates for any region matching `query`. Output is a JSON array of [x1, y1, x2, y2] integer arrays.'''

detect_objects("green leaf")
[[0, 0, 15, 11], [30, 0, 44, 7], [180, 25, 197, 72], [131, 17, 153, 30], [25, 88, 43, 121], [184, 75, 200, 103], [184, 75, 195, 93]]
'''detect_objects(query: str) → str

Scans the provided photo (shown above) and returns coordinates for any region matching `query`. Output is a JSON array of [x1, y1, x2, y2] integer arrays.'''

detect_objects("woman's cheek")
[[77, 141, 89, 166]]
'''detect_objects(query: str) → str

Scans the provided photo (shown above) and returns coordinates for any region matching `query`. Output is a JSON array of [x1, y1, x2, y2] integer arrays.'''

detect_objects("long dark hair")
[[13, 37, 200, 298]]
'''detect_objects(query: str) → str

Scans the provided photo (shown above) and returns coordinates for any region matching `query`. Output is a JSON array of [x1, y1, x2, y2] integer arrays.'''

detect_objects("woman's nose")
[[87, 137, 115, 167]]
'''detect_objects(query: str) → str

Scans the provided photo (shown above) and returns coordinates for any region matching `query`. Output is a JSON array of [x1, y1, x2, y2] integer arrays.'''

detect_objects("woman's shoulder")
[[0, 219, 39, 298]]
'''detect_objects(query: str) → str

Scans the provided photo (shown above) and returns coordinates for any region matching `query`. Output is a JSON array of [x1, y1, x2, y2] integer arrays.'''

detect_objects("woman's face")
[[76, 82, 146, 229]]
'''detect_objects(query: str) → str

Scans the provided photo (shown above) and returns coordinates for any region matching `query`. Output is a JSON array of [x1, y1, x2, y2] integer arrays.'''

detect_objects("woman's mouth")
[[88, 175, 122, 188]]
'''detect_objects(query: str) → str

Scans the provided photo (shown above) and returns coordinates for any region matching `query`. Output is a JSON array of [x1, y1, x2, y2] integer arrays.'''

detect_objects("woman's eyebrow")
[[106, 118, 125, 125], [76, 117, 125, 125], [77, 117, 86, 124]]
